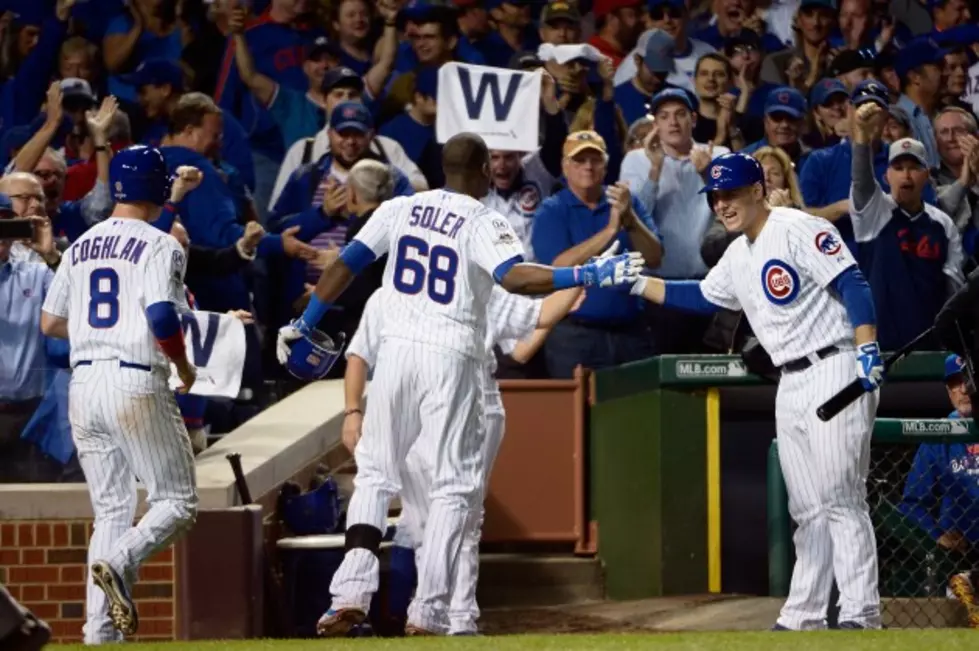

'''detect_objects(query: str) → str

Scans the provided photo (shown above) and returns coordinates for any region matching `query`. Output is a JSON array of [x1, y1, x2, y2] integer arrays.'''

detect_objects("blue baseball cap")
[[895, 38, 949, 79], [330, 101, 373, 133], [643, 29, 676, 74], [648, 0, 685, 8], [850, 78, 890, 108], [648, 88, 694, 115], [122, 58, 184, 90], [810, 78, 848, 107], [800, 0, 837, 9], [415, 66, 439, 98], [321, 66, 363, 93], [764, 87, 807, 119], [945, 353, 965, 380], [0, 193, 14, 215]]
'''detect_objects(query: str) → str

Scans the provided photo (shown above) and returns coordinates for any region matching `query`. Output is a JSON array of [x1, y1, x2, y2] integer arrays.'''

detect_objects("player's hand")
[[281, 225, 320, 261], [342, 410, 363, 454], [577, 251, 645, 288], [174, 361, 197, 394], [629, 276, 649, 296], [227, 309, 254, 324], [853, 103, 884, 145], [856, 341, 884, 391], [170, 166, 203, 202], [276, 320, 306, 366], [309, 244, 340, 272]]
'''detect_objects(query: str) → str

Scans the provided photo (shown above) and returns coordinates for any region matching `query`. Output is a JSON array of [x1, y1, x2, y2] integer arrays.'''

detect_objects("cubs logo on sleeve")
[[761, 259, 800, 305], [492, 217, 517, 245], [517, 184, 541, 214], [815, 231, 842, 256]]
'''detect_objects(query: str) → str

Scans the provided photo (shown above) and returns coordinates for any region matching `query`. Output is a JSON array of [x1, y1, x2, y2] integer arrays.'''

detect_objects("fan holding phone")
[[0, 179, 61, 269]]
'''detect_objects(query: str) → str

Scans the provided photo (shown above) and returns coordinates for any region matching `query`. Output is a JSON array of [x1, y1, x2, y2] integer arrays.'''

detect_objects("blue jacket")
[[1, 15, 68, 133], [20, 338, 73, 465], [267, 151, 414, 320], [900, 410, 979, 545]]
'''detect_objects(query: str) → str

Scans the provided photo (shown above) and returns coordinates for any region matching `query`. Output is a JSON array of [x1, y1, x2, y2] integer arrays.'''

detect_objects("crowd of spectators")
[[2, 0, 979, 482]]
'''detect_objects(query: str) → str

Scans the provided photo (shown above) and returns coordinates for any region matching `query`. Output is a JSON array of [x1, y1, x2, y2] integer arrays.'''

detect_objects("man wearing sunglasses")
[[614, 0, 716, 91]]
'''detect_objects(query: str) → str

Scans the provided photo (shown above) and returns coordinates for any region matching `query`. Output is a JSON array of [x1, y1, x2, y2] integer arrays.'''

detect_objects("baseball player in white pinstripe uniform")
[[633, 152, 884, 630], [276, 134, 643, 636], [40, 147, 200, 644], [344, 268, 588, 634]]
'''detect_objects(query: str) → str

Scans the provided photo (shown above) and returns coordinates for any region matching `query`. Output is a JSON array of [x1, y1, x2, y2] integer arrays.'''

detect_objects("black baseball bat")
[[817, 327, 934, 422], [226, 453, 252, 504]]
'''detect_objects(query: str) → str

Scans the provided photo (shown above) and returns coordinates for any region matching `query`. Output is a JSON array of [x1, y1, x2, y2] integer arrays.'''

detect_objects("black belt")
[[74, 360, 152, 372], [781, 346, 841, 374]]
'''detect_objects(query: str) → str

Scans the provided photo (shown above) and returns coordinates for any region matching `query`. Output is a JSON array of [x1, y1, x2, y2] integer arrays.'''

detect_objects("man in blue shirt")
[[613, 29, 680, 126], [378, 66, 437, 164], [741, 86, 811, 168], [0, 194, 65, 482], [899, 353, 979, 627], [531, 131, 663, 378], [850, 102, 964, 351], [895, 38, 946, 170]]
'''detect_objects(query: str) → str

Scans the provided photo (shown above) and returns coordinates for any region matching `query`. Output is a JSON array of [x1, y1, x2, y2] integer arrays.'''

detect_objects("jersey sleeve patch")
[[171, 249, 186, 281], [492, 217, 518, 245], [814, 231, 843, 256]]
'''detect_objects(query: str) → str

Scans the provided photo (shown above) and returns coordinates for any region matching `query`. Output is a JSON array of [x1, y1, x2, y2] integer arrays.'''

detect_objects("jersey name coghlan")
[[761, 259, 800, 305]]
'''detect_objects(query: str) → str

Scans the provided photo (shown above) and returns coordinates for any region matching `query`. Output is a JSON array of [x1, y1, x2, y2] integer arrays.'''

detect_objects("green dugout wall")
[[589, 352, 950, 600]]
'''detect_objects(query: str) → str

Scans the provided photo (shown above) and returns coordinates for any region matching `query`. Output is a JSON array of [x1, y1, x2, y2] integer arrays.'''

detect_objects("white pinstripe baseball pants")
[[775, 351, 881, 630], [69, 362, 198, 644], [329, 340, 484, 634], [399, 401, 506, 634]]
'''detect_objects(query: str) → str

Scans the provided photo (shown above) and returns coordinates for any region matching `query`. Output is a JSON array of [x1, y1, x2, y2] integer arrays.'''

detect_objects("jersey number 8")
[[393, 235, 459, 305], [88, 267, 120, 329]]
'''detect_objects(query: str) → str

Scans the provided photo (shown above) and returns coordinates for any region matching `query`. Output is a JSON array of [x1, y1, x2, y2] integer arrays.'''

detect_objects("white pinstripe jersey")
[[348, 286, 541, 403], [42, 217, 188, 370], [699, 208, 855, 367], [354, 190, 526, 359]]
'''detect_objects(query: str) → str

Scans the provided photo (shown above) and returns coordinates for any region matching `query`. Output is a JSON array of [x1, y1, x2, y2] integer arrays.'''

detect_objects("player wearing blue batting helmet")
[[700, 152, 769, 237], [109, 145, 170, 206]]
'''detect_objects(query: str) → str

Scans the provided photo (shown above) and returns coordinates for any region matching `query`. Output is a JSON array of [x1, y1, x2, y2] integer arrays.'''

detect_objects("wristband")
[[553, 266, 580, 290], [298, 294, 331, 334]]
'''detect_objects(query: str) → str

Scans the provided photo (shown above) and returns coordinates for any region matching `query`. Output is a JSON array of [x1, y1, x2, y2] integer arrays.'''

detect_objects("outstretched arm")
[[509, 289, 585, 364]]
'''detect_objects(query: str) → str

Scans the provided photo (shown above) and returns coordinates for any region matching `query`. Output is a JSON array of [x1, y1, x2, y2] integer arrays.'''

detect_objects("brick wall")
[[0, 520, 176, 644]]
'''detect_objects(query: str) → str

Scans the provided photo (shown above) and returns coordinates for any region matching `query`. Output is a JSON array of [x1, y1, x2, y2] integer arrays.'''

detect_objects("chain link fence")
[[769, 418, 979, 628]]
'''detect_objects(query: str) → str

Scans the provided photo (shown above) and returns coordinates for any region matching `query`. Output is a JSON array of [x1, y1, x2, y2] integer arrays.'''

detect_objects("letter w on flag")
[[436, 62, 542, 152]]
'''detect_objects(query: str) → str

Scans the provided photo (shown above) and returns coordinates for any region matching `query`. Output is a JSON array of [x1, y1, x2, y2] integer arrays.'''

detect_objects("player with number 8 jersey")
[[40, 146, 199, 644]]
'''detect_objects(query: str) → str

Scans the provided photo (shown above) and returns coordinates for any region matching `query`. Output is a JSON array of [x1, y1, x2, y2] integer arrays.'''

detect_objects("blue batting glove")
[[856, 342, 884, 391], [577, 251, 645, 288]]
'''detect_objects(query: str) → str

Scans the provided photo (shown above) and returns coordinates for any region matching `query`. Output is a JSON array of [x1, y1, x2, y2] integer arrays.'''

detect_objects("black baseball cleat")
[[91, 561, 138, 636], [1, 613, 51, 651]]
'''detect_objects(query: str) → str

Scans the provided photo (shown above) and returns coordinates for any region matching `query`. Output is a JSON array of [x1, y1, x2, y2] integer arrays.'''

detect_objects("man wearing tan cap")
[[531, 130, 664, 377]]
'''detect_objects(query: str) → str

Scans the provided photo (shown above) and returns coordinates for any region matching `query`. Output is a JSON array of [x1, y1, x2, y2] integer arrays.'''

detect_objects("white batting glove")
[[276, 321, 304, 366], [578, 251, 645, 288], [590, 240, 620, 261]]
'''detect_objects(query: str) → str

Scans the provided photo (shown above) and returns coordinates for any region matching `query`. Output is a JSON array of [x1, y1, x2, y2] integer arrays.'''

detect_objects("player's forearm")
[[638, 276, 666, 304], [298, 245, 370, 331], [536, 288, 583, 329], [146, 301, 188, 362], [344, 355, 368, 411], [509, 329, 549, 364], [854, 324, 877, 346], [40, 312, 68, 339], [552, 226, 618, 267]]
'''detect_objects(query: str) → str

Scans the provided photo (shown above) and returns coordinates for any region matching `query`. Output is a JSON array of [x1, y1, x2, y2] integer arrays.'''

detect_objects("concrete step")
[[476, 554, 605, 608]]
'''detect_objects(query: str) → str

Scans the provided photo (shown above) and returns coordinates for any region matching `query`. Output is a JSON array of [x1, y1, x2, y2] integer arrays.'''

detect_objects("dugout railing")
[[767, 418, 979, 627]]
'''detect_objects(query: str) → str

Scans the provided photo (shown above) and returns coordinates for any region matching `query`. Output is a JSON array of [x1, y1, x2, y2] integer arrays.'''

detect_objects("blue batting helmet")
[[109, 145, 170, 206], [286, 329, 346, 381], [700, 152, 765, 194]]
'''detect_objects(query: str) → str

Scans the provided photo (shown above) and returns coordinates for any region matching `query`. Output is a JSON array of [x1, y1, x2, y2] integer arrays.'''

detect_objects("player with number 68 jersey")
[[277, 136, 645, 636]]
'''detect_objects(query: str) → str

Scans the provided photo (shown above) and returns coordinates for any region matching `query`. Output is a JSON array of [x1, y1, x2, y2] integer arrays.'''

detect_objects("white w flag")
[[168, 311, 247, 398], [436, 62, 541, 152]]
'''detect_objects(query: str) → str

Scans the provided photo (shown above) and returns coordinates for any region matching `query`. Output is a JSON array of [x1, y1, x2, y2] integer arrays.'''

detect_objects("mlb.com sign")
[[901, 420, 971, 435], [675, 360, 748, 378]]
